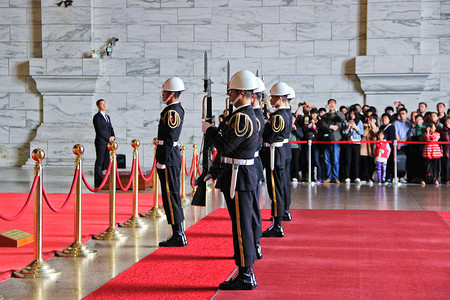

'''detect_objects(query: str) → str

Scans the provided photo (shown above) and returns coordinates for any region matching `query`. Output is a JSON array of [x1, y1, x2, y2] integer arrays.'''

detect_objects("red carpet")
[[215, 210, 450, 300], [84, 209, 236, 300], [0, 192, 162, 282]]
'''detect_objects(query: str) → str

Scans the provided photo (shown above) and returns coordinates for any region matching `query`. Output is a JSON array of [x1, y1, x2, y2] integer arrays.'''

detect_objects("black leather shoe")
[[255, 244, 263, 260], [158, 233, 187, 247], [283, 211, 292, 221], [219, 270, 257, 290], [262, 224, 284, 237]]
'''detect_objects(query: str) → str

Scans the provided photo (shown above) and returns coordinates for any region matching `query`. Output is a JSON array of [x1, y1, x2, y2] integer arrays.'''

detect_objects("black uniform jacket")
[[205, 105, 259, 192], [156, 102, 184, 167], [93, 112, 115, 145], [261, 108, 291, 168]]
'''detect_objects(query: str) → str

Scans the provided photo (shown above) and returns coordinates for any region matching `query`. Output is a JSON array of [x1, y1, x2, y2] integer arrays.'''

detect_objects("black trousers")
[[265, 165, 285, 217], [290, 148, 301, 180], [94, 142, 109, 187], [344, 144, 361, 179], [157, 166, 184, 225], [224, 190, 258, 267], [284, 158, 292, 214], [441, 157, 449, 183], [253, 183, 262, 246], [360, 155, 374, 181]]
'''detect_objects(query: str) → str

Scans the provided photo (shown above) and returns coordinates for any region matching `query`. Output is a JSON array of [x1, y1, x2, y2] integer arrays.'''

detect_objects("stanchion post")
[[14, 149, 61, 278], [187, 144, 198, 197], [180, 145, 191, 205], [142, 138, 165, 218], [57, 145, 98, 257], [94, 141, 128, 240], [119, 139, 148, 228], [393, 140, 398, 184], [308, 140, 312, 183]]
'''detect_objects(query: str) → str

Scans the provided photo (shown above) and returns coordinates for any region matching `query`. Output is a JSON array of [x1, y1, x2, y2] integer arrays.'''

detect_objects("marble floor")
[[0, 167, 448, 299]]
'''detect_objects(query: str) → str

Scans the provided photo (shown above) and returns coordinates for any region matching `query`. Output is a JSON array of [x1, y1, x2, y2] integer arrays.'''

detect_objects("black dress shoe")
[[219, 269, 257, 290], [255, 244, 263, 260], [283, 211, 292, 221], [262, 224, 284, 237], [158, 234, 187, 247]]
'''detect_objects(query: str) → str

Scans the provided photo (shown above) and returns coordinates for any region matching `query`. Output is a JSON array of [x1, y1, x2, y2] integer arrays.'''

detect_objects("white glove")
[[202, 121, 213, 134], [203, 173, 212, 181]]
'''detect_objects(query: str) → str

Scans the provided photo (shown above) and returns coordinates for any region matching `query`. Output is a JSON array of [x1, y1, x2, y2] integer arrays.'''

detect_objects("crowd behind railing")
[[287, 100, 450, 186]]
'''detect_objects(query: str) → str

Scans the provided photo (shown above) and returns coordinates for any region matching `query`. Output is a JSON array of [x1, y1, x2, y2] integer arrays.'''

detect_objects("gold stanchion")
[[119, 139, 148, 228], [14, 149, 61, 278], [56, 145, 98, 257], [187, 144, 198, 197], [93, 141, 127, 240], [181, 145, 191, 206], [141, 138, 165, 218]]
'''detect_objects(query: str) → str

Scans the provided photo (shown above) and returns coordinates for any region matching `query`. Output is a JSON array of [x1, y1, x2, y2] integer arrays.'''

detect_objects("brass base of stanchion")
[[181, 195, 191, 205], [119, 215, 148, 228], [56, 241, 98, 257], [141, 206, 165, 218], [93, 226, 128, 240], [14, 259, 61, 279]]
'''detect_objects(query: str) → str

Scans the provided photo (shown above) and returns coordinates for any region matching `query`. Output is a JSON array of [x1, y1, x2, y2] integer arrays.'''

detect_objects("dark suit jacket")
[[93, 111, 115, 145]]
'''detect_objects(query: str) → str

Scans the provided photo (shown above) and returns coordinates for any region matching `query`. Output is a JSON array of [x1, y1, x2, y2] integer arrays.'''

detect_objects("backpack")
[[424, 160, 436, 184]]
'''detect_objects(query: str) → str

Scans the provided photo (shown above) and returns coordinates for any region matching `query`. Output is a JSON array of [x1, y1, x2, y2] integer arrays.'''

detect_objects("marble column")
[[25, 58, 101, 166]]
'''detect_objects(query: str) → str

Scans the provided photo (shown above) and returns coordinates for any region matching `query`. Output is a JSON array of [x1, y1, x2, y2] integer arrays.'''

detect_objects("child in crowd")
[[439, 117, 450, 184], [421, 123, 442, 185], [374, 131, 391, 184]]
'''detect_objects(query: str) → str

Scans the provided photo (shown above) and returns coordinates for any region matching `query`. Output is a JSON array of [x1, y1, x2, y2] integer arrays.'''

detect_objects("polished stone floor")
[[0, 167, 448, 299]]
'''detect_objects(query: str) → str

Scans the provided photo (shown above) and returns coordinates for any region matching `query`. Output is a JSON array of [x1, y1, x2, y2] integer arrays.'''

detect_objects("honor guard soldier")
[[283, 86, 296, 221], [261, 82, 292, 237], [157, 77, 187, 247], [202, 70, 260, 290], [251, 77, 266, 259]]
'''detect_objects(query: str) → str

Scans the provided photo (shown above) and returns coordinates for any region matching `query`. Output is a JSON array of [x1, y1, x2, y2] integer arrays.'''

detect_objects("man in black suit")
[[93, 99, 115, 188]]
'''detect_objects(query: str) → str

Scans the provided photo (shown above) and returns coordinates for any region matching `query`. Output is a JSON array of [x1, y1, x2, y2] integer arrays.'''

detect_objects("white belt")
[[263, 142, 284, 148], [254, 151, 259, 158], [220, 156, 254, 166], [157, 140, 180, 147], [283, 138, 289, 143]]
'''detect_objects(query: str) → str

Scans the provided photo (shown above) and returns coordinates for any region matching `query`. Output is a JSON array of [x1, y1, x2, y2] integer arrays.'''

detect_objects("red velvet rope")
[[288, 140, 450, 145], [116, 158, 135, 192], [185, 153, 195, 177], [82, 161, 113, 192], [0, 175, 39, 221], [43, 168, 78, 213], [138, 157, 156, 182]]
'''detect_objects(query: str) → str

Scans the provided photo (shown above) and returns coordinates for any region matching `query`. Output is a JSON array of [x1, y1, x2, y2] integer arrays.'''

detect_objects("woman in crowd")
[[304, 108, 322, 182], [342, 107, 364, 183], [439, 117, 450, 184], [360, 115, 378, 183], [407, 114, 425, 183]]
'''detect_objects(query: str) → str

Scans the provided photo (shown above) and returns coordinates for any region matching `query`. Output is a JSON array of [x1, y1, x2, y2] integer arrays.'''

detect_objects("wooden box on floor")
[[102, 170, 153, 190], [0, 229, 33, 247]]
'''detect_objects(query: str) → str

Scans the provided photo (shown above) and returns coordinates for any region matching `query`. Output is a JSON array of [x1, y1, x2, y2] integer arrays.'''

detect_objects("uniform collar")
[[234, 104, 251, 112]]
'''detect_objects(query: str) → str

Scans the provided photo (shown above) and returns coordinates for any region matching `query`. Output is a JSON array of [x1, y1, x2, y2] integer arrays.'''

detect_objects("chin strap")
[[163, 92, 174, 104], [230, 93, 242, 106]]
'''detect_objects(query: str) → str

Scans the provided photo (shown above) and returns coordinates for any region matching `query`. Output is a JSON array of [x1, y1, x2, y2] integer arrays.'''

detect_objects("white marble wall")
[[0, 0, 449, 166]]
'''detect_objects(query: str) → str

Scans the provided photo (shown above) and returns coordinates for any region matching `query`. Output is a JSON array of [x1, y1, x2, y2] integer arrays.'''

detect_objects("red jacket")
[[423, 132, 442, 159], [374, 142, 390, 159]]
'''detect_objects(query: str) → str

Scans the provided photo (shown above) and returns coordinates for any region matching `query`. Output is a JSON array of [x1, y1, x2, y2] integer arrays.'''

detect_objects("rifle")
[[192, 51, 214, 206], [256, 70, 269, 119], [226, 60, 233, 116]]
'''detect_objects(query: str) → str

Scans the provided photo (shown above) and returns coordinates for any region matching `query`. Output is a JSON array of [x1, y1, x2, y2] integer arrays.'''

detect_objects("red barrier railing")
[[0, 175, 39, 221], [82, 161, 113, 192], [138, 157, 156, 182], [116, 158, 135, 192], [43, 168, 78, 213]]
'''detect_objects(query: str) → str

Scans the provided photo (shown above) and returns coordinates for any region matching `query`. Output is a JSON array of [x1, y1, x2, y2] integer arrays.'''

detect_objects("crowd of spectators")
[[289, 100, 450, 185]]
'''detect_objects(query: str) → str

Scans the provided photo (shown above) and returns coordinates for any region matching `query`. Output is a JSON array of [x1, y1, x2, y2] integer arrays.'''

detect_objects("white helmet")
[[287, 86, 296, 100], [229, 70, 258, 91], [270, 82, 290, 96], [254, 77, 266, 93], [162, 77, 185, 92]]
